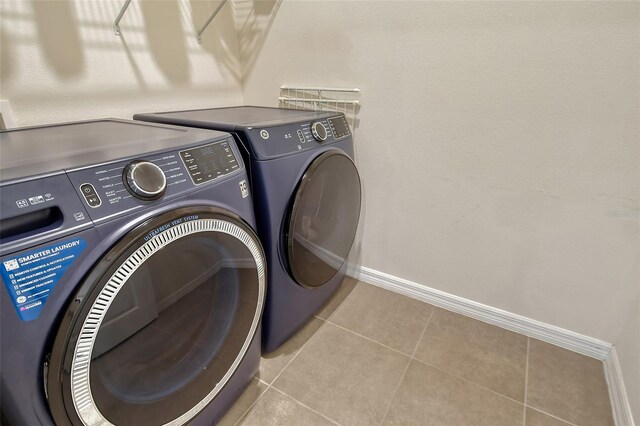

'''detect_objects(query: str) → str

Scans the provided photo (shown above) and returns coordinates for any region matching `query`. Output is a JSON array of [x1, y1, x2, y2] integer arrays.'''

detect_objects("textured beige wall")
[[242, 1, 640, 343], [0, 0, 244, 126]]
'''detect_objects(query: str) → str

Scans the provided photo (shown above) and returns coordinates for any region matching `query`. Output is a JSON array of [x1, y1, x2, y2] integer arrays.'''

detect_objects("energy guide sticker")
[[1, 238, 87, 321]]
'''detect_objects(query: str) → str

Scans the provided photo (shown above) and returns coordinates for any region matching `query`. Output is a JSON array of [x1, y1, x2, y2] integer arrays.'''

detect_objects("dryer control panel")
[[244, 114, 352, 160], [66, 139, 242, 223]]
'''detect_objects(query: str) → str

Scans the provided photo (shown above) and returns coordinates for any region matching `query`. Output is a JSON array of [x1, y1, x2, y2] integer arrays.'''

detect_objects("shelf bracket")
[[113, 0, 228, 41], [196, 0, 228, 44], [113, 0, 132, 36]]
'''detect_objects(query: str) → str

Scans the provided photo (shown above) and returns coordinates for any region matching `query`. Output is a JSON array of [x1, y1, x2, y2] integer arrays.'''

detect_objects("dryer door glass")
[[47, 208, 265, 426], [287, 151, 362, 288]]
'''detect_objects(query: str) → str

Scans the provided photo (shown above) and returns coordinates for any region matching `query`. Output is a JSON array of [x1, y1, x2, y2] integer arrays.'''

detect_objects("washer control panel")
[[66, 139, 242, 223], [179, 142, 239, 185], [246, 114, 352, 160]]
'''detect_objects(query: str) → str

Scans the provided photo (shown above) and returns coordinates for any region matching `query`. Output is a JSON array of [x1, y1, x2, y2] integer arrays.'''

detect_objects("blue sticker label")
[[1, 238, 86, 321]]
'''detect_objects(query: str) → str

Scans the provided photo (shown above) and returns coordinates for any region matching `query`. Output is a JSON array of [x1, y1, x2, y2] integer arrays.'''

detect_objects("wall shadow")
[[140, 0, 191, 85], [187, 0, 282, 83], [30, 0, 85, 79], [0, 28, 14, 83], [120, 33, 148, 90], [234, 0, 281, 83], [188, 0, 242, 80]]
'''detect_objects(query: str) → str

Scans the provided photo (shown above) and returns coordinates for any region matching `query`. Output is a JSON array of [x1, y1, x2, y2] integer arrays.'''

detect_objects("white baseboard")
[[604, 347, 636, 426], [346, 264, 612, 360]]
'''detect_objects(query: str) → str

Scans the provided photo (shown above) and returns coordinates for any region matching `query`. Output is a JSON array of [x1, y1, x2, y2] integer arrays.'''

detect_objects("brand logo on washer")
[[259, 129, 269, 140], [239, 180, 249, 198]]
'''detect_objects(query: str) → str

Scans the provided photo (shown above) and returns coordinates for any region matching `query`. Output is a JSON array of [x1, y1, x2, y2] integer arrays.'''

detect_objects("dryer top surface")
[[137, 106, 334, 130]]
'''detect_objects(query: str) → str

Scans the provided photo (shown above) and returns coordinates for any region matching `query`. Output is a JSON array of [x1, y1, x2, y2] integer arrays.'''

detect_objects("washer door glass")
[[286, 151, 361, 288], [47, 208, 265, 426]]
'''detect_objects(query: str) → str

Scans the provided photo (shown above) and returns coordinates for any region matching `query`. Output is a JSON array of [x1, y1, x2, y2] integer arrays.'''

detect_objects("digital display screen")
[[200, 146, 215, 156], [328, 117, 351, 139], [179, 142, 239, 185]]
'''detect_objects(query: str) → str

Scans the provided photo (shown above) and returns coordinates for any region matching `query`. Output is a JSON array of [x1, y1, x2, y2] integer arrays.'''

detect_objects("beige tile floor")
[[220, 278, 614, 426]]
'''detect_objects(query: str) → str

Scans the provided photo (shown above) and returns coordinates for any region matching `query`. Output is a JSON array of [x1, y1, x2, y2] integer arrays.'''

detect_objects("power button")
[[79, 183, 102, 208]]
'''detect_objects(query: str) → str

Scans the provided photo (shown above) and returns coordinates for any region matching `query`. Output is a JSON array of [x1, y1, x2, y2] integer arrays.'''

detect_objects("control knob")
[[123, 161, 167, 200], [310, 122, 328, 142]]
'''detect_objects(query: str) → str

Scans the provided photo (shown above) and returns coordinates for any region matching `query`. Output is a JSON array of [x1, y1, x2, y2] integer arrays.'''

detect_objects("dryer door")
[[46, 207, 265, 426], [286, 151, 362, 288]]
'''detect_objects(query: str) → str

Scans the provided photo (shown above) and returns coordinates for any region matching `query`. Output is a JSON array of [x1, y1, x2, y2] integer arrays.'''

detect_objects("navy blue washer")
[[0, 119, 266, 425], [134, 107, 362, 353]]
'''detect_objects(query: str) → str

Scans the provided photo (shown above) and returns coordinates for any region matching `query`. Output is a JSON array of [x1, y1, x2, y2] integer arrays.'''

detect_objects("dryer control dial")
[[124, 161, 167, 200], [310, 122, 328, 142]]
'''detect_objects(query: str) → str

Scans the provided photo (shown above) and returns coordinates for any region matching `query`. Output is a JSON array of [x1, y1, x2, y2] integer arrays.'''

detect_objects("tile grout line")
[[269, 386, 342, 426], [233, 320, 330, 426], [325, 320, 413, 358], [377, 358, 412, 426], [521, 341, 579, 426], [411, 355, 527, 407], [378, 309, 436, 425], [523, 337, 530, 426], [230, 379, 270, 426], [526, 407, 579, 426], [233, 286, 358, 426], [320, 280, 360, 323], [269, 324, 326, 386], [411, 309, 436, 358], [268, 319, 345, 425]]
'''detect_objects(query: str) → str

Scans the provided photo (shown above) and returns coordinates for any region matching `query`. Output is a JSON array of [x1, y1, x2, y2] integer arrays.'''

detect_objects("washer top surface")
[[140, 106, 334, 129], [0, 119, 228, 182]]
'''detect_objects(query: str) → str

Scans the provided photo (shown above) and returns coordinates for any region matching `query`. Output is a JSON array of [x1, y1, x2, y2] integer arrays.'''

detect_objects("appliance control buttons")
[[124, 161, 167, 200], [297, 129, 306, 144], [79, 183, 102, 208], [310, 122, 328, 142]]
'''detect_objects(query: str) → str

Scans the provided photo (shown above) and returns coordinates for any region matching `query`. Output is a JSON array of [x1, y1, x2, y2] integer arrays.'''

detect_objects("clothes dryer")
[[0, 119, 265, 425], [134, 107, 361, 352]]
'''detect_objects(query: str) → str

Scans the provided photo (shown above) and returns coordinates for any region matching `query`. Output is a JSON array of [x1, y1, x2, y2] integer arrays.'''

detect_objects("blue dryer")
[[134, 107, 362, 352], [0, 120, 266, 425]]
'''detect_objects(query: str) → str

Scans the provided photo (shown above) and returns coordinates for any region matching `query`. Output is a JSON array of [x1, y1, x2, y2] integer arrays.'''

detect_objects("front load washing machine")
[[134, 106, 361, 352], [0, 119, 266, 425]]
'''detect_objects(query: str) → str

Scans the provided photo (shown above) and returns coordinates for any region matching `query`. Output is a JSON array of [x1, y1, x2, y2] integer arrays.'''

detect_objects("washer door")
[[47, 207, 265, 426], [286, 151, 362, 288]]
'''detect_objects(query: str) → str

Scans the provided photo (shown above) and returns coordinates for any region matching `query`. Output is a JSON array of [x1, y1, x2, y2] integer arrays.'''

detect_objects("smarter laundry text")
[[1, 238, 87, 321]]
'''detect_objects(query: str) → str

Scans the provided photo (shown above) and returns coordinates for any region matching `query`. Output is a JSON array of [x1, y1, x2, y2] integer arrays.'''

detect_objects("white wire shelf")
[[279, 86, 361, 135]]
